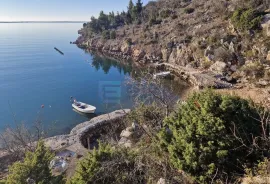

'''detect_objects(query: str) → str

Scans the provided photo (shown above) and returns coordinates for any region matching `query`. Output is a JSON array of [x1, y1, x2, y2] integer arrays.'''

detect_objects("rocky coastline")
[[76, 37, 234, 89], [0, 109, 130, 178], [44, 109, 130, 152]]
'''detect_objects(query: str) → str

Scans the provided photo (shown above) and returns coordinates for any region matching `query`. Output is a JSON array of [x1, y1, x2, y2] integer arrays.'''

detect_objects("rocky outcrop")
[[77, 38, 235, 89], [45, 109, 130, 151], [262, 14, 270, 37], [267, 51, 270, 61], [118, 123, 140, 148], [210, 61, 227, 74]]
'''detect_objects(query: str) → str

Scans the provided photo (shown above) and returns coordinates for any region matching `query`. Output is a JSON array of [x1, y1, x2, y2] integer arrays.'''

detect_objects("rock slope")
[[76, 0, 270, 88]]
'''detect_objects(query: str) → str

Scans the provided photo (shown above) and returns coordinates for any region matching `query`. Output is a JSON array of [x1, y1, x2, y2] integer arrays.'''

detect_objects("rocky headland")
[[76, 0, 270, 95]]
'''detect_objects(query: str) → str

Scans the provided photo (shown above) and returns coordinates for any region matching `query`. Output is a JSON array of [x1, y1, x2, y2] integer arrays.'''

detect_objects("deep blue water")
[[0, 23, 133, 135]]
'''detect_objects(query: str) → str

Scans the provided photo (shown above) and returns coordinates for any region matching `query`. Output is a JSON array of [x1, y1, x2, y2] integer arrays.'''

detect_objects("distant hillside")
[[77, 0, 270, 88]]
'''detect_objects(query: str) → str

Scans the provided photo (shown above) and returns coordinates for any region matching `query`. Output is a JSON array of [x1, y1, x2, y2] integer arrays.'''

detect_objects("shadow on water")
[[72, 108, 98, 119]]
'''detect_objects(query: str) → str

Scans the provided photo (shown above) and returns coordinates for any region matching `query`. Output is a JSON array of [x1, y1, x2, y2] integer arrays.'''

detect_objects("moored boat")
[[72, 100, 96, 114]]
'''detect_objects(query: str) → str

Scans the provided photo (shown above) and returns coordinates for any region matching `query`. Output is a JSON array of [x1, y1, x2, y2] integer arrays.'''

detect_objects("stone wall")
[[45, 109, 130, 151]]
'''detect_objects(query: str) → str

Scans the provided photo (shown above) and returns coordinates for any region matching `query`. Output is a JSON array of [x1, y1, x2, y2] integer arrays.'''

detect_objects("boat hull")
[[72, 102, 96, 114]]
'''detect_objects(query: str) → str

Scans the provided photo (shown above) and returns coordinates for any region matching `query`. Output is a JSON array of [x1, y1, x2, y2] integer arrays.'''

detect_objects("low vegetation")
[[159, 90, 269, 183], [231, 8, 263, 32], [83, 0, 143, 37], [2, 0, 270, 183], [6, 141, 64, 184], [1, 90, 269, 183]]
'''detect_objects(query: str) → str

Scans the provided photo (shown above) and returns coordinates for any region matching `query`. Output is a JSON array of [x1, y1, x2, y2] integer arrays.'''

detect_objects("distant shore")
[[0, 21, 87, 23]]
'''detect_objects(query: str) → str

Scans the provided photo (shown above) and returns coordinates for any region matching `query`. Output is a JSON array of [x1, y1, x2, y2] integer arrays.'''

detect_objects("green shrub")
[[159, 90, 267, 183], [110, 30, 116, 39], [201, 59, 213, 69], [69, 143, 144, 184], [69, 141, 193, 184], [245, 50, 254, 58], [240, 61, 264, 79], [159, 9, 172, 19], [171, 14, 178, 19], [102, 30, 110, 39], [184, 8, 195, 14], [6, 140, 64, 184], [125, 38, 132, 46], [231, 8, 262, 31], [149, 17, 162, 26]]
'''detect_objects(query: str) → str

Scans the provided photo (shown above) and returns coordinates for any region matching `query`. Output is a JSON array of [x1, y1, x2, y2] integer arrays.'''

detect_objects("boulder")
[[168, 48, 178, 63], [120, 128, 133, 138], [230, 65, 237, 72], [118, 137, 132, 148], [121, 43, 131, 55], [157, 178, 166, 184], [261, 14, 270, 37], [267, 51, 270, 61], [132, 49, 145, 61], [110, 45, 120, 52], [229, 42, 235, 52], [257, 79, 269, 86], [161, 48, 171, 62], [210, 61, 227, 73], [204, 46, 214, 57]]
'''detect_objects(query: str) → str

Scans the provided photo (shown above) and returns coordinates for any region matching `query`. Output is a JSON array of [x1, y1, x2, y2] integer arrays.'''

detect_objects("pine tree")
[[136, 0, 143, 14], [6, 140, 63, 184], [70, 143, 113, 184], [127, 0, 134, 13], [98, 11, 109, 30], [159, 90, 266, 183]]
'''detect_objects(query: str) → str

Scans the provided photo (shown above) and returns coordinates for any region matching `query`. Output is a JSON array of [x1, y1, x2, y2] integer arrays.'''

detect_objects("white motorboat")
[[72, 101, 96, 114]]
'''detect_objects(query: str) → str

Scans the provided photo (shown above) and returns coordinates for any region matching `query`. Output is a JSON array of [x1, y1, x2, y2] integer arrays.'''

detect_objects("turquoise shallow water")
[[0, 23, 133, 135]]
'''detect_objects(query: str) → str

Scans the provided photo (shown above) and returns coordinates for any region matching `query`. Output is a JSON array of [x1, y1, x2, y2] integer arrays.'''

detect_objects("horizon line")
[[0, 21, 88, 23]]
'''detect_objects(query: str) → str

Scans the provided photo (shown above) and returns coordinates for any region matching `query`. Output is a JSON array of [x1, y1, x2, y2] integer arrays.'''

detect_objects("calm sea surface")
[[0, 23, 134, 135]]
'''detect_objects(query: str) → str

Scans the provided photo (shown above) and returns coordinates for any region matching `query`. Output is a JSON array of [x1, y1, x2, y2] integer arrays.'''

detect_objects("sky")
[[0, 0, 150, 22]]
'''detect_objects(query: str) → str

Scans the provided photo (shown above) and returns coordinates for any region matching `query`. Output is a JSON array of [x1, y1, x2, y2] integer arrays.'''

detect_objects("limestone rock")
[[71, 109, 131, 135], [267, 51, 270, 61], [257, 79, 269, 86], [110, 45, 120, 52], [121, 43, 131, 55], [161, 48, 171, 62], [120, 128, 133, 138], [132, 49, 145, 61], [230, 65, 237, 72], [210, 61, 227, 73], [157, 178, 166, 184], [261, 14, 270, 37], [118, 137, 132, 148], [204, 46, 214, 57]]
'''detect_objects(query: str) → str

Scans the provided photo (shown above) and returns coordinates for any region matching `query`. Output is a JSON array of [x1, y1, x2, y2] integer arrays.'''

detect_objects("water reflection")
[[91, 54, 133, 75], [72, 109, 98, 119]]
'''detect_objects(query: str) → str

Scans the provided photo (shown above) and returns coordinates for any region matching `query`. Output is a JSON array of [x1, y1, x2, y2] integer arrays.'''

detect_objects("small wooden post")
[[87, 137, 91, 150]]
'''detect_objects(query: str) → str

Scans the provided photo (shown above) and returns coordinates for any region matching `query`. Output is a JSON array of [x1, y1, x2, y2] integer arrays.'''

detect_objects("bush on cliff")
[[6, 140, 64, 184], [69, 141, 193, 184], [184, 8, 195, 14], [159, 90, 267, 183], [231, 8, 262, 32], [110, 30, 116, 39], [69, 143, 145, 184], [102, 30, 110, 39]]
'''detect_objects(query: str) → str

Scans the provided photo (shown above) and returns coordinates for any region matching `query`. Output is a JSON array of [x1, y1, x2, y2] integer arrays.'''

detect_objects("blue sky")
[[0, 0, 150, 21]]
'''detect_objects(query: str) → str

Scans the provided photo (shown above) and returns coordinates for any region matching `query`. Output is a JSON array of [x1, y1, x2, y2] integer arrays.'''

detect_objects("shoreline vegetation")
[[1, 0, 270, 183]]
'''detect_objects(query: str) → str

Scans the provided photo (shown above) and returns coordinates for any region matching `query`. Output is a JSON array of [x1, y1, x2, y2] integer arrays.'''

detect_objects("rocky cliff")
[[76, 0, 270, 88]]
